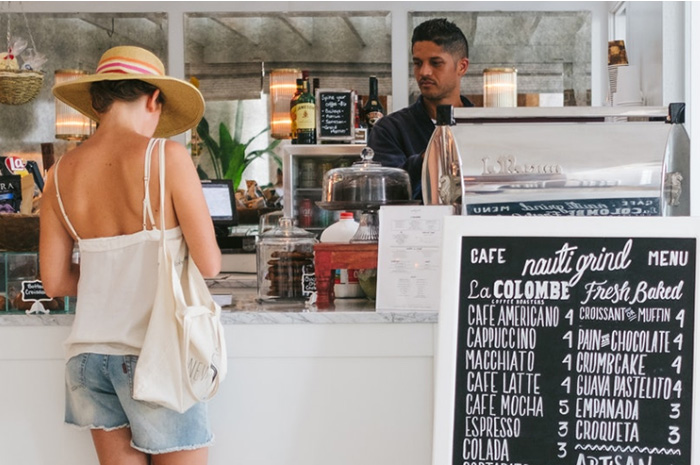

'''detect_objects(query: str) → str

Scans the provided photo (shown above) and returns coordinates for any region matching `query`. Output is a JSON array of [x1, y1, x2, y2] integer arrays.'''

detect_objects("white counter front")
[[0, 274, 438, 465]]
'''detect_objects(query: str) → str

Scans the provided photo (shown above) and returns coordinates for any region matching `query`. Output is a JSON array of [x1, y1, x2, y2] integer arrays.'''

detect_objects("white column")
[[662, 1, 686, 106], [689, 2, 699, 216]]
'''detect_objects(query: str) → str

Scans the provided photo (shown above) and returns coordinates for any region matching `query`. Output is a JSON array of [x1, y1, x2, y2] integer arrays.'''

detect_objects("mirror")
[[0, 12, 167, 159], [409, 11, 592, 107], [185, 11, 392, 101], [184, 11, 392, 185]]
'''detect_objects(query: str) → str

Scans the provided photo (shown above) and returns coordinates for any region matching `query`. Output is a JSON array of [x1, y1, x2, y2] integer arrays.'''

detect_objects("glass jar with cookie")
[[256, 217, 318, 302]]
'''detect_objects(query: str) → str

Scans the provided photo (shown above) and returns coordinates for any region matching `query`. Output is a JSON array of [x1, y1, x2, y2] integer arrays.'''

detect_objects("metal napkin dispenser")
[[452, 106, 689, 217]]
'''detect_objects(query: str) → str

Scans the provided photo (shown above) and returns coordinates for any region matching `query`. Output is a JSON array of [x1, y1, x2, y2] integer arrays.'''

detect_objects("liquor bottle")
[[421, 104, 465, 214], [353, 92, 367, 144], [293, 79, 316, 144], [362, 76, 384, 134], [289, 78, 304, 144]]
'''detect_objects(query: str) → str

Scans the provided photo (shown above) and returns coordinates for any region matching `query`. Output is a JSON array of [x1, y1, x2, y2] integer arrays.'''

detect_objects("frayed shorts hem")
[[65, 422, 130, 432], [64, 422, 215, 455], [131, 436, 215, 455]]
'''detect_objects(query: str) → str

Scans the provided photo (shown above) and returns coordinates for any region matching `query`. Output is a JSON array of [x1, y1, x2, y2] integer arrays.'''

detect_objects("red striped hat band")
[[96, 56, 163, 76]]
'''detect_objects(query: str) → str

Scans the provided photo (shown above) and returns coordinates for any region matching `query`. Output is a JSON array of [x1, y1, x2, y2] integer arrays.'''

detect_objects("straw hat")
[[52, 46, 204, 138]]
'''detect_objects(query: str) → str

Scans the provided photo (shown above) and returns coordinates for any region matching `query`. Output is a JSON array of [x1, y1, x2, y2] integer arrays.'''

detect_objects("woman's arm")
[[39, 166, 80, 297], [165, 140, 222, 278]]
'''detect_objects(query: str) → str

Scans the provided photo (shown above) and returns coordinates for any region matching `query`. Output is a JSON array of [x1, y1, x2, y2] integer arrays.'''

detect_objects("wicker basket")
[[0, 214, 40, 251], [0, 69, 44, 105]]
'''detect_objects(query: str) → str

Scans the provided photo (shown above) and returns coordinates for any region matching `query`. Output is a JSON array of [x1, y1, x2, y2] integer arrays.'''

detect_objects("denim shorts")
[[65, 353, 214, 454]]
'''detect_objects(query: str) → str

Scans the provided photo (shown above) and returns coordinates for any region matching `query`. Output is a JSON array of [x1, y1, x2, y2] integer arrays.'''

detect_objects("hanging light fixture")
[[483, 68, 517, 108], [269, 68, 301, 139], [55, 69, 95, 140]]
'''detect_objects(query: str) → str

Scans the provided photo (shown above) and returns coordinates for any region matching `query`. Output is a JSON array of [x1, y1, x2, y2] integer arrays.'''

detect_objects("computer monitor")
[[201, 179, 238, 235]]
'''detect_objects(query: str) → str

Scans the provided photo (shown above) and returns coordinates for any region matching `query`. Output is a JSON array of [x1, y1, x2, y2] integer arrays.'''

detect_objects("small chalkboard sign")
[[21, 280, 51, 302], [433, 216, 700, 465], [21, 279, 52, 314], [316, 88, 354, 142]]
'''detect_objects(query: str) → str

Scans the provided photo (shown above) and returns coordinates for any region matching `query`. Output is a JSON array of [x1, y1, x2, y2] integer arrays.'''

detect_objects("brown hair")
[[90, 79, 166, 114]]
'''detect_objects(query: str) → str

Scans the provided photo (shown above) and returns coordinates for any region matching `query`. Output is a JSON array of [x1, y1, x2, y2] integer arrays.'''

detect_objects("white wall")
[[663, 1, 687, 105], [626, 2, 664, 106]]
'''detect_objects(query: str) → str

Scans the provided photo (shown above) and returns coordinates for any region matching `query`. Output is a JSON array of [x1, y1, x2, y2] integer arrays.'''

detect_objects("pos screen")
[[201, 179, 238, 229]]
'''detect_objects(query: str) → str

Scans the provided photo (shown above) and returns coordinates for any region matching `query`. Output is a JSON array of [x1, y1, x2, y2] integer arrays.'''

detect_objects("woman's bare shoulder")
[[162, 139, 197, 182], [162, 139, 191, 163]]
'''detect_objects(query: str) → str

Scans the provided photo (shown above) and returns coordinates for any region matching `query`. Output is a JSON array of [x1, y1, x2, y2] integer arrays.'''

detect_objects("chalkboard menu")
[[448, 234, 695, 465], [316, 89, 354, 141]]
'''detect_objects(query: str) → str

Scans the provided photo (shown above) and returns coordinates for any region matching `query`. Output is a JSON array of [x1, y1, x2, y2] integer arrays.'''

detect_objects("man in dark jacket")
[[368, 18, 473, 200]]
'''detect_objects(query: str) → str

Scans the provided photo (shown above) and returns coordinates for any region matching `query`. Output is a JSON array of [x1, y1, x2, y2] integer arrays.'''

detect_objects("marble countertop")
[[0, 273, 438, 326]]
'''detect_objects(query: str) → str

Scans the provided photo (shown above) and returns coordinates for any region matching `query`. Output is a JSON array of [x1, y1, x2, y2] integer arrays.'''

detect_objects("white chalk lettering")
[[464, 416, 521, 438], [575, 398, 639, 420], [494, 280, 570, 300], [465, 350, 536, 371], [575, 420, 639, 442], [576, 352, 647, 375]]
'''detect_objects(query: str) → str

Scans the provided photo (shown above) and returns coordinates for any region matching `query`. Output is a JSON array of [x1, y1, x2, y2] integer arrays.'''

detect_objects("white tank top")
[[56, 139, 187, 360]]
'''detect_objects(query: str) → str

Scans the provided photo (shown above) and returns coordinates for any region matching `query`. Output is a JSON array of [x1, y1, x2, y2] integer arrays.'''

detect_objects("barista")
[[368, 18, 473, 200]]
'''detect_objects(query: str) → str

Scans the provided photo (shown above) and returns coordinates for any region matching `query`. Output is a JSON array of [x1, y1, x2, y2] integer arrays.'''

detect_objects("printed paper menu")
[[376, 205, 453, 312]]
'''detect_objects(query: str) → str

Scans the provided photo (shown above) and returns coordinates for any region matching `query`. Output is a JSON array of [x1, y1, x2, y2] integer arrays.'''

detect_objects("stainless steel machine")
[[452, 104, 689, 217]]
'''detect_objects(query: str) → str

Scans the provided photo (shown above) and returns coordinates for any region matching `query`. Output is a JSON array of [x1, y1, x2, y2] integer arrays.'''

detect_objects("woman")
[[40, 46, 221, 465]]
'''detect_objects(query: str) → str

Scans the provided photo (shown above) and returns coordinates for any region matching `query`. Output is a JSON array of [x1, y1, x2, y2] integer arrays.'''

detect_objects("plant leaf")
[[246, 138, 282, 162], [268, 138, 283, 151], [197, 118, 223, 179], [199, 107, 283, 189], [270, 152, 283, 169], [231, 144, 247, 174], [197, 116, 211, 137], [218, 123, 237, 174], [243, 125, 273, 150], [224, 157, 246, 191], [197, 165, 210, 180], [233, 102, 244, 143]]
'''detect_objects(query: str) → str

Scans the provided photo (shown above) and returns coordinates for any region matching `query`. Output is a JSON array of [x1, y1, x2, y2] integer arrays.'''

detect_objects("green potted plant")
[[196, 103, 281, 191]]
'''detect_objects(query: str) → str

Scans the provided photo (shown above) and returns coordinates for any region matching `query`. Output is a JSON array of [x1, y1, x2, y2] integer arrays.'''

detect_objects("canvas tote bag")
[[133, 138, 227, 413]]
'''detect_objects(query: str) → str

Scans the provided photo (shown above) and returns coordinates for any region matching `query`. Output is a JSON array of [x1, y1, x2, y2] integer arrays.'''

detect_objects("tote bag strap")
[[142, 138, 159, 231], [156, 138, 167, 245], [155, 138, 226, 401]]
